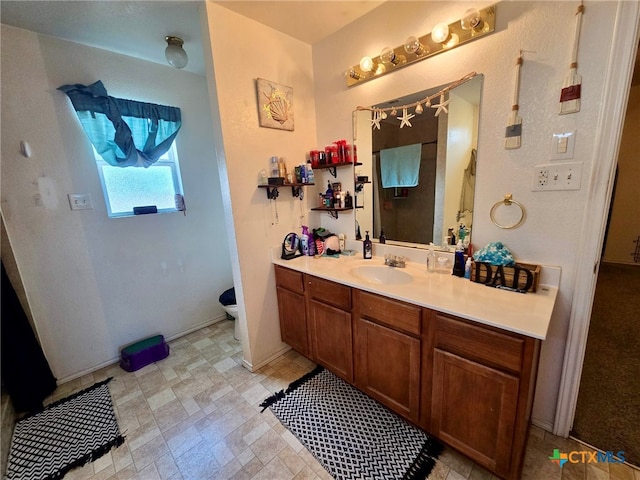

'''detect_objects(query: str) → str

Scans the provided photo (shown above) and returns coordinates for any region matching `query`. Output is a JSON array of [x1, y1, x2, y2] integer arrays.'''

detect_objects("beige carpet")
[[571, 262, 640, 467]]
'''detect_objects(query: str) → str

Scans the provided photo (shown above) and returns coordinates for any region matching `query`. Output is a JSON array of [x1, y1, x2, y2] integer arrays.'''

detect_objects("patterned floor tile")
[[6, 320, 637, 480]]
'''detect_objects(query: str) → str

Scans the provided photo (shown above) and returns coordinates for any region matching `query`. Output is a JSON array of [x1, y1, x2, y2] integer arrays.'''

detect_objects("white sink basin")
[[350, 265, 413, 285]]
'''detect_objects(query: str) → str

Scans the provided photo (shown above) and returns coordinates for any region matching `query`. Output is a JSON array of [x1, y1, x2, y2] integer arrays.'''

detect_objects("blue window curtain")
[[58, 80, 181, 168]]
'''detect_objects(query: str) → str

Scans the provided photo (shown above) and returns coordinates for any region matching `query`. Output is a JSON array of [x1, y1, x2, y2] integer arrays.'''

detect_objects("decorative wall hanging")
[[356, 72, 478, 130], [559, 2, 584, 114], [505, 51, 523, 150], [256, 78, 294, 131]]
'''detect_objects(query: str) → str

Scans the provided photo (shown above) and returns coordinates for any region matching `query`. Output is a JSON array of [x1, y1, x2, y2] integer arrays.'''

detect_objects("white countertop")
[[273, 252, 558, 340]]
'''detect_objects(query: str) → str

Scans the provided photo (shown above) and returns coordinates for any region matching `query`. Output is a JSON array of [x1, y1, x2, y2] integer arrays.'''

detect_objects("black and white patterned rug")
[[6, 377, 125, 480], [260, 366, 443, 480]]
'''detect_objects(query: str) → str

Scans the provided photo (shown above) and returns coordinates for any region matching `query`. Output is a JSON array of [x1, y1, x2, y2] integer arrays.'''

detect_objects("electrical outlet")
[[68, 193, 93, 210], [536, 167, 549, 187], [532, 162, 583, 191]]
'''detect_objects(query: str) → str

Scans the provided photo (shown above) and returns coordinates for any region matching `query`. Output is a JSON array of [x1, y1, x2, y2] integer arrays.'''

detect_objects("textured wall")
[[312, 1, 624, 428], [203, 3, 318, 369], [1, 26, 233, 381]]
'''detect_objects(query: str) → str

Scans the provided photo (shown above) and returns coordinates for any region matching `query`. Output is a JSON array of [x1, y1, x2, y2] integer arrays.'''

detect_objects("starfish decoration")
[[431, 93, 450, 117], [371, 109, 382, 130], [397, 107, 415, 128]]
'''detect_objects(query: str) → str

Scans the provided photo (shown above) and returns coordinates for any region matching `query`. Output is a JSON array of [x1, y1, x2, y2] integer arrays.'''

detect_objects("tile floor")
[[18, 320, 640, 480]]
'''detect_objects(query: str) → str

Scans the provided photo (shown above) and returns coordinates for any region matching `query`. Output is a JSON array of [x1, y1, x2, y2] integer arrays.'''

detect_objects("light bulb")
[[461, 8, 483, 30], [431, 23, 450, 44], [404, 36, 426, 56], [443, 33, 459, 49], [379, 47, 396, 64], [344, 69, 361, 80], [359, 56, 374, 72], [165, 36, 188, 69]]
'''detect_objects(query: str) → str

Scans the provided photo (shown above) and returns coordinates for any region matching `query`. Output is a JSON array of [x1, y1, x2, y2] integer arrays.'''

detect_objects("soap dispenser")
[[363, 231, 373, 259]]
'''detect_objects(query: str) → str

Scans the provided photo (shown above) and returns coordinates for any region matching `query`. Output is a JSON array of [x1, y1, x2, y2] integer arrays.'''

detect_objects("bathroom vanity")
[[273, 254, 557, 480]]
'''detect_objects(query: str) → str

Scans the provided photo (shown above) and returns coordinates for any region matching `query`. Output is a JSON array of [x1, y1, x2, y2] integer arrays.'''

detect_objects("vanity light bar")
[[345, 4, 496, 87]]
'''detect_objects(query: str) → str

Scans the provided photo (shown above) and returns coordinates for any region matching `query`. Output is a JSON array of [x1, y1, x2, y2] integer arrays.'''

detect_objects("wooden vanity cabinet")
[[306, 275, 353, 382], [274, 265, 542, 480], [353, 290, 422, 423], [429, 314, 540, 480], [274, 265, 309, 356]]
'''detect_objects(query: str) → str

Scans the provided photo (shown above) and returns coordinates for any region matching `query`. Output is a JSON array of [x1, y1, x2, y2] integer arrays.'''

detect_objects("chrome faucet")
[[384, 254, 406, 268]]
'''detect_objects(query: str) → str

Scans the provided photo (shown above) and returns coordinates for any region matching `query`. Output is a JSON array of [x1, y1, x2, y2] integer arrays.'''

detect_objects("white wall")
[[202, 3, 318, 369], [1, 25, 233, 382], [603, 84, 640, 264], [444, 92, 476, 237], [312, 1, 627, 428]]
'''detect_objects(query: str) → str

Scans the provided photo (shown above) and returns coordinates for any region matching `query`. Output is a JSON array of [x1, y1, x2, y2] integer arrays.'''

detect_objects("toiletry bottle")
[[379, 227, 386, 244], [306, 161, 315, 184], [325, 181, 334, 208], [363, 231, 373, 259], [426, 247, 436, 273], [344, 191, 353, 208], [301, 226, 310, 256], [452, 240, 466, 277], [464, 257, 472, 279], [270, 156, 279, 177], [338, 234, 345, 252]]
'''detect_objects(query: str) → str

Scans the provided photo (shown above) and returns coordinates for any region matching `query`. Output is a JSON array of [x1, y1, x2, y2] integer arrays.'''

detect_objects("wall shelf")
[[312, 161, 354, 178], [258, 183, 315, 200], [310, 206, 353, 219]]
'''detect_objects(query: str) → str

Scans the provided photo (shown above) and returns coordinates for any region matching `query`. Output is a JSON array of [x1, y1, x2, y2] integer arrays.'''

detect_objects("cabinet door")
[[277, 286, 308, 356], [431, 349, 519, 478], [355, 318, 421, 423], [308, 299, 353, 382]]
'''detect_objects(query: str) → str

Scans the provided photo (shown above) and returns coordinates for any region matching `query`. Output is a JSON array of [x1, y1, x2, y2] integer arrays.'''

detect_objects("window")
[[94, 143, 185, 218]]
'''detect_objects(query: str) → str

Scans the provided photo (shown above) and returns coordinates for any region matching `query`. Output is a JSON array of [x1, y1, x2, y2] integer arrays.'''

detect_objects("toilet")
[[219, 287, 240, 341]]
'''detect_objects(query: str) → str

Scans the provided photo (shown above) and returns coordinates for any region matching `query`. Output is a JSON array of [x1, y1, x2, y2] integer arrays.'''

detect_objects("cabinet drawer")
[[435, 315, 524, 373], [275, 265, 304, 294], [307, 275, 351, 311], [357, 290, 421, 337]]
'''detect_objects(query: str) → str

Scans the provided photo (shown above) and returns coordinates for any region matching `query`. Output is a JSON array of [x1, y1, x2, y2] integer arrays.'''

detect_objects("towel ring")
[[490, 194, 526, 229]]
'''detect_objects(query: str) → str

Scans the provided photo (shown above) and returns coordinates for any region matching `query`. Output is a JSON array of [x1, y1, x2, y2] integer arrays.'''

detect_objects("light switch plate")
[[532, 162, 583, 191], [68, 193, 93, 210], [549, 130, 576, 160]]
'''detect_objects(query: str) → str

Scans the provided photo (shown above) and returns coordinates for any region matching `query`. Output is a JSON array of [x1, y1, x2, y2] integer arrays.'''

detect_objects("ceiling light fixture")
[[344, 4, 496, 87], [165, 36, 188, 69]]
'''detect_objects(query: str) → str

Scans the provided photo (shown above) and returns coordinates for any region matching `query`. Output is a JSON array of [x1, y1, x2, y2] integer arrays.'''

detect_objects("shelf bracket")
[[355, 183, 364, 193], [291, 186, 303, 197], [265, 186, 279, 200], [327, 210, 339, 219], [327, 166, 337, 178]]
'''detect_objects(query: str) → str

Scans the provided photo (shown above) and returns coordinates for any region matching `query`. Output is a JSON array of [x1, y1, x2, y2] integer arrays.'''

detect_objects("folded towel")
[[380, 143, 421, 188]]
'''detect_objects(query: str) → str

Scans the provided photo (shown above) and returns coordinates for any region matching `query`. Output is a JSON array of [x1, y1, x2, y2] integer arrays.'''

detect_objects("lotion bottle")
[[363, 231, 373, 259], [452, 240, 466, 277], [301, 226, 310, 256]]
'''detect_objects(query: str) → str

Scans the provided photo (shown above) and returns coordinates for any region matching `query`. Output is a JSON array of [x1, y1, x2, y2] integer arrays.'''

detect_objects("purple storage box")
[[120, 334, 170, 372]]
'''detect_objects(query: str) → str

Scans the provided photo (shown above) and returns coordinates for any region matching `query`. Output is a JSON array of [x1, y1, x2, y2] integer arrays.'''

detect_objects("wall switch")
[[532, 162, 583, 191], [550, 130, 576, 160], [68, 193, 93, 210]]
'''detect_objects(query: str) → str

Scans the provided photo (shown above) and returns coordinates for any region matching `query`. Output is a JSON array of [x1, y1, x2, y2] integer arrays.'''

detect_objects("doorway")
[[570, 58, 640, 467]]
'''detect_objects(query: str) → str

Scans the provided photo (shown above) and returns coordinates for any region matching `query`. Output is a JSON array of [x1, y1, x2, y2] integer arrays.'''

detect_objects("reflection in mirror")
[[354, 74, 482, 250]]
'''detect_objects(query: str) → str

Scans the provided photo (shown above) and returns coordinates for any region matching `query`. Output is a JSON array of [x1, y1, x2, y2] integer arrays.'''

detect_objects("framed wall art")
[[256, 78, 294, 131]]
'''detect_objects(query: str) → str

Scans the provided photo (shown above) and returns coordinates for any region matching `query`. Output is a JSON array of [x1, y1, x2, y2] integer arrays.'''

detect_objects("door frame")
[[553, 1, 640, 437]]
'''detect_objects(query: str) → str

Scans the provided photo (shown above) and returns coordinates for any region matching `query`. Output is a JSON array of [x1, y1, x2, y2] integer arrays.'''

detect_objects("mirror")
[[353, 74, 482, 250]]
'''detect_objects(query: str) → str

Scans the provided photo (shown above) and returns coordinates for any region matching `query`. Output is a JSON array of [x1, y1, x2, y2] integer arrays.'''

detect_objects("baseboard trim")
[[242, 345, 291, 372], [56, 315, 226, 385], [531, 417, 554, 433]]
